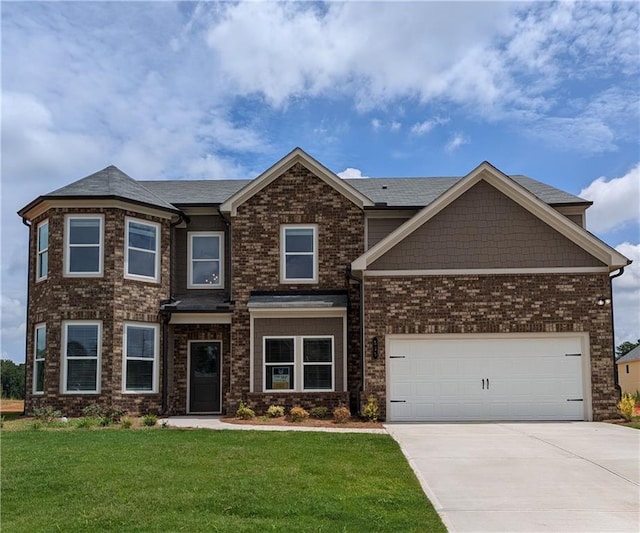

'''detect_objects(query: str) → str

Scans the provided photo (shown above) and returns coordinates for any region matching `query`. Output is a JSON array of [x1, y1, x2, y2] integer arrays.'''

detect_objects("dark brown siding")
[[367, 217, 411, 248], [370, 181, 604, 270], [252, 317, 344, 392]]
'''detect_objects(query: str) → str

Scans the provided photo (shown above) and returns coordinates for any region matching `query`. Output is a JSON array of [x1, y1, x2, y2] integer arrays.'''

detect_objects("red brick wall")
[[362, 273, 617, 420], [229, 162, 365, 412], [25, 207, 171, 417]]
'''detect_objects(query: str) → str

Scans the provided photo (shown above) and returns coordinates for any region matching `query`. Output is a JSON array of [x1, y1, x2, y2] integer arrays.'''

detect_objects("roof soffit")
[[219, 147, 374, 216], [352, 161, 630, 272]]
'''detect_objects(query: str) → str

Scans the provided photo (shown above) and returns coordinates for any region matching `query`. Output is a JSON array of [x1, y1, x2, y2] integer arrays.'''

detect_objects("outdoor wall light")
[[372, 337, 379, 359], [596, 296, 611, 306]]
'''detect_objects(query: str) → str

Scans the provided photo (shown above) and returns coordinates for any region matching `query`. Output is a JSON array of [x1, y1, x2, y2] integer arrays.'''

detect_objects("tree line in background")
[[1, 360, 25, 399], [1, 338, 638, 400]]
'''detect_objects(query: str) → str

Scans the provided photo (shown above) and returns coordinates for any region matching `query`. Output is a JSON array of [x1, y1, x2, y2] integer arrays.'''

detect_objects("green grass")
[[1, 429, 446, 532]]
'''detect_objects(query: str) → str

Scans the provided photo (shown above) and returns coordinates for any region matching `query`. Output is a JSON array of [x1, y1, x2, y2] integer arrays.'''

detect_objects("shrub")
[[99, 417, 112, 427], [33, 406, 62, 424], [333, 406, 351, 424], [618, 393, 635, 421], [236, 401, 255, 420], [363, 395, 379, 422], [82, 403, 103, 418], [120, 417, 132, 429], [289, 406, 309, 422], [310, 406, 330, 419], [82, 404, 126, 424], [142, 414, 158, 427], [76, 417, 95, 429], [266, 405, 285, 418]]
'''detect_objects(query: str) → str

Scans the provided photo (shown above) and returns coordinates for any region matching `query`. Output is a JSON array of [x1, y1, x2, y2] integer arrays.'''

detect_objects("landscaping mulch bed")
[[223, 416, 384, 429]]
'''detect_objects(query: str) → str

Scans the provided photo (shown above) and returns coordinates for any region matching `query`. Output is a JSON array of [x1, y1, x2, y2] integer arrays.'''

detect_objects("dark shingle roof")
[[43, 166, 179, 212], [141, 179, 250, 205], [160, 294, 232, 312], [617, 345, 640, 364]]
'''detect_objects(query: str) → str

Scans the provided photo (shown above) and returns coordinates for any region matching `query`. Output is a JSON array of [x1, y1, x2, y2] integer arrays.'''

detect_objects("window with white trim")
[[264, 336, 333, 392], [123, 323, 159, 393], [36, 220, 48, 281], [125, 218, 160, 282], [188, 232, 223, 288], [63, 321, 101, 393], [34, 324, 46, 394], [65, 215, 103, 276], [281, 226, 317, 283]]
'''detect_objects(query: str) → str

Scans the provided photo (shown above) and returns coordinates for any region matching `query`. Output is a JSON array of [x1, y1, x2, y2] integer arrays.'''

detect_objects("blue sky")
[[1, 1, 639, 363]]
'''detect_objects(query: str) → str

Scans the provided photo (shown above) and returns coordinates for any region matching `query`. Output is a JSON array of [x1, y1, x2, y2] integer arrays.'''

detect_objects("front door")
[[189, 341, 221, 413]]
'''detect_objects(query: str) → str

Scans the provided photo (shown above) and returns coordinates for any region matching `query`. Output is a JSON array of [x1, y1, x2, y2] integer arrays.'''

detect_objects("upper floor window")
[[33, 324, 46, 394], [123, 323, 159, 393], [125, 218, 160, 282], [65, 215, 103, 276], [188, 232, 223, 288], [62, 321, 101, 393], [36, 220, 48, 281], [281, 225, 317, 283]]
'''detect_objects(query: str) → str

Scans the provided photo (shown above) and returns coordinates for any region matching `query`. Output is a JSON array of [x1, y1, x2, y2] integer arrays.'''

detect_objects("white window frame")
[[62, 320, 101, 394], [280, 225, 318, 284], [64, 214, 104, 277], [187, 231, 224, 289], [122, 322, 159, 394], [33, 323, 46, 394], [263, 335, 334, 392], [36, 220, 49, 282], [125, 217, 160, 282]]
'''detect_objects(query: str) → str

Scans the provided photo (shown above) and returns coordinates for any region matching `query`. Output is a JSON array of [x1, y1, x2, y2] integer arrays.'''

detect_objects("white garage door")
[[388, 336, 587, 422]]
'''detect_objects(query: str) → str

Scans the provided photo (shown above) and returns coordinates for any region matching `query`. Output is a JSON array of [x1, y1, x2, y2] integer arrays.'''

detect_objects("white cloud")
[[411, 116, 450, 136], [337, 168, 368, 179], [445, 133, 469, 153], [390, 121, 402, 133], [612, 242, 640, 344], [580, 164, 640, 234]]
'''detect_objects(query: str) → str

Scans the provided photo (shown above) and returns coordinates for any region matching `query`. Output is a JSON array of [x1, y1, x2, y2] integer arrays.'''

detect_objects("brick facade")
[[25, 207, 171, 416], [229, 162, 365, 412], [362, 273, 617, 420]]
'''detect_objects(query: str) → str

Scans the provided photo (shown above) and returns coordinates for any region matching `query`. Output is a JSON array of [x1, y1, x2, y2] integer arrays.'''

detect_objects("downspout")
[[347, 265, 364, 416], [609, 267, 626, 396], [159, 212, 189, 416], [21, 217, 32, 416]]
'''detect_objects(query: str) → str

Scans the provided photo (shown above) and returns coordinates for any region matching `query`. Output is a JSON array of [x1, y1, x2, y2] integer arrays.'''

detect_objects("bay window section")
[[264, 336, 334, 392], [188, 232, 223, 288], [33, 324, 46, 394], [36, 220, 48, 281], [125, 218, 159, 282], [63, 322, 100, 393], [123, 323, 158, 393], [65, 216, 103, 276], [281, 226, 317, 283]]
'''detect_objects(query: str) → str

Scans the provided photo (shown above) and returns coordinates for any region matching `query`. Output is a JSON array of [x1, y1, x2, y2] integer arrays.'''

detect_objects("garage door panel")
[[388, 336, 586, 422]]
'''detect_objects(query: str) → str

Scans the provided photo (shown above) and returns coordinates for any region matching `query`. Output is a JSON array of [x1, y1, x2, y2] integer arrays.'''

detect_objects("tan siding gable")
[[370, 180, 605, 270]]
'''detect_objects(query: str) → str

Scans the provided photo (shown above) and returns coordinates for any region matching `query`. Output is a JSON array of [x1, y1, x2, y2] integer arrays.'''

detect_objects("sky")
[[1, 1, 639, 364]]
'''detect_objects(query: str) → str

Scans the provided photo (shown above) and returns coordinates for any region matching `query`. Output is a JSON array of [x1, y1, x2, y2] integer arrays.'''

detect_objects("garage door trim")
[[385, 332, 592, 422]]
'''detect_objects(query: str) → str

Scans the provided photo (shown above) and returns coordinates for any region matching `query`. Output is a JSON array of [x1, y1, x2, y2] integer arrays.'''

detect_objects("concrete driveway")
[[385, 422, 639, 532]]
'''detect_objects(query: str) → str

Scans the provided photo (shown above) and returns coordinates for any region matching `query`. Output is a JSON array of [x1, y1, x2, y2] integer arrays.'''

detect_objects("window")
[[627, 364, 630, 374], [123, 323, 158, 393], [188, 232, 223, 288], [34, 324, 46, 394], [264, 336, 333, 392], [63, 321, 101, 393], [65, 215, 103, 276], [125, 218, 159, 282], [36, 220, 48, 281], [281, 226, 317, 283]]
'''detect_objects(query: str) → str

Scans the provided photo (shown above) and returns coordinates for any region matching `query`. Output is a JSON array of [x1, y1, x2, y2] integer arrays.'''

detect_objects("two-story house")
[[19, 148, 630, 421]]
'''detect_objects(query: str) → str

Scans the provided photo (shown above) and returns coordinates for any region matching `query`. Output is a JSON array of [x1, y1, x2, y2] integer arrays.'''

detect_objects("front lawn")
[[1, 428, 445, 532]]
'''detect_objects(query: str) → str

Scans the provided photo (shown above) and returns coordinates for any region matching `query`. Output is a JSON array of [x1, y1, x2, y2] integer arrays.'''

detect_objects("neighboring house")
[[18, 148, 631, 421], [617, 345, 640, 395]]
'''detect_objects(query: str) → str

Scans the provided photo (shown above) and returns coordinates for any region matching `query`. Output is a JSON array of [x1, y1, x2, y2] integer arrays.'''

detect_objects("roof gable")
[[352, 161, 630, 273], [219, 147, 374, 216]]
